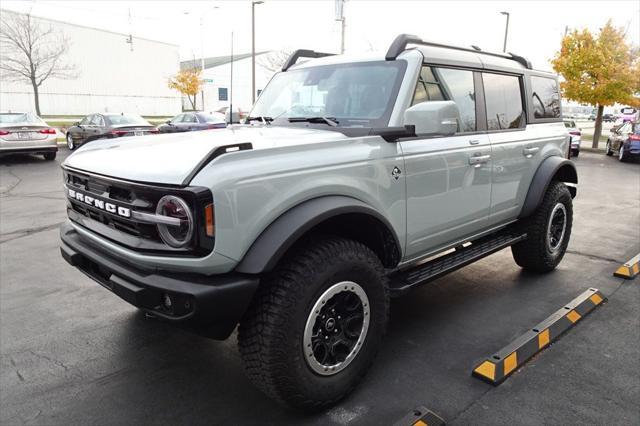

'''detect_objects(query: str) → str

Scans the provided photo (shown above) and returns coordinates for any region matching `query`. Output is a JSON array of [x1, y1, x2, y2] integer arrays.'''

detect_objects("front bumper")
[[60, 221, 259, 339]]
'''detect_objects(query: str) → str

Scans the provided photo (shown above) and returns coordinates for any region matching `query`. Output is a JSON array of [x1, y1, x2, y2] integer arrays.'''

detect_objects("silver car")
[[0, 112, 58, 161]]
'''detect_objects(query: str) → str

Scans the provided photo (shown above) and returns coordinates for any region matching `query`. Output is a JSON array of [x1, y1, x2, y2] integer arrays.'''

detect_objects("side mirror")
[[403, 101, 459, 136], [165, 120, 172, 124], [74, 121, 80, 126]]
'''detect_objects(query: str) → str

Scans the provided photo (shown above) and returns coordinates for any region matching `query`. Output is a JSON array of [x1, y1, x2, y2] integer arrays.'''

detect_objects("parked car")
[[619, 107, 638, 123], [606, 121, 640, 161], [59, 34, 577, 409], [157, 112, 226, 134], [602, 113, 616, 123], [588, 112, 596, 120], [0, 112, 58, 161], [564, 119, 581, 157], [65, 113, 157, 150]]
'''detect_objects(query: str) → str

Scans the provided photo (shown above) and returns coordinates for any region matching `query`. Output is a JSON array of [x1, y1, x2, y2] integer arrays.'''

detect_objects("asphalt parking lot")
[[1, 149, 639, 425]]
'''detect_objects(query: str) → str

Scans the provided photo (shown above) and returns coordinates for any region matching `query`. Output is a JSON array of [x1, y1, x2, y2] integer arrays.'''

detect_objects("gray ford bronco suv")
[[60, 35, 577, 409]]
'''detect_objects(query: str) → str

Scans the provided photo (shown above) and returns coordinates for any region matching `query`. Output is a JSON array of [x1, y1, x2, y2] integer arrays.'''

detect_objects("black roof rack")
[[385, 34, 532, 69], [282, 49, 336, 71]]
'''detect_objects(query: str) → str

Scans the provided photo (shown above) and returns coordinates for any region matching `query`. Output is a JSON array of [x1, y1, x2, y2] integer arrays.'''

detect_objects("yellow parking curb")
[[614, 253, 640, 279]]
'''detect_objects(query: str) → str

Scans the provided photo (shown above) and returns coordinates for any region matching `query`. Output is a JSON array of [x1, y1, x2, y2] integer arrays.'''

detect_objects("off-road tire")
[[512, 181, 572, 273], [238, 236, 389, 410], [605, 140, 613, 156], [43, 152, 56, 161]]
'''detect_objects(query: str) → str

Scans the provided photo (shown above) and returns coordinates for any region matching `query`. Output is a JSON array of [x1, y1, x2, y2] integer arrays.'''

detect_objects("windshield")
[[0, 113, 45, 125], [107, 114, 149, 126], [250, 60, 406, 128]]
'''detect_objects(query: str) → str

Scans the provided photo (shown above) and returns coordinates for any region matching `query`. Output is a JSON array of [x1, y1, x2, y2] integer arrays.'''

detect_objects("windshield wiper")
[[288, 116, 339, 127], [245, 116, 274, 124]]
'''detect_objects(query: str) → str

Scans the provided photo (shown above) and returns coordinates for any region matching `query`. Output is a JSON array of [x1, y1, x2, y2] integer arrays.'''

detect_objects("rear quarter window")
[[530, 76, 561, 119]]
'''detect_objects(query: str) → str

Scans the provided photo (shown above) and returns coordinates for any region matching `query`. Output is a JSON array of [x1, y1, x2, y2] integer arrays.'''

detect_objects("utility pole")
[[251, 1, 264, 105], [335, 0, 346, 53], [200, 16, 205, 110], [229, 31, 234, 124], [500, 11, 510, 52]]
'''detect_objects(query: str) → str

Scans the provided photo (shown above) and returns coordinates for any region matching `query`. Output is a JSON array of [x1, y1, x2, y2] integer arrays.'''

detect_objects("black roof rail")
[[282, 49, 336, 71], [385, 33, 532, 69]]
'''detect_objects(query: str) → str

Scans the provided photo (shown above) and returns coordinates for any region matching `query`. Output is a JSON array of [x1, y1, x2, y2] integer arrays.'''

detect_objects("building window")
[[483, 73, 525, 130], [218, 88, 228, 101], [257, 89, 262, 98], [530, 76, 561, 119]]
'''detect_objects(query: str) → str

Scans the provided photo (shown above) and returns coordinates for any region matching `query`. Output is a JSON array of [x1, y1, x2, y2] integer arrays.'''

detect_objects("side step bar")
[[389, 230, 527, 296]]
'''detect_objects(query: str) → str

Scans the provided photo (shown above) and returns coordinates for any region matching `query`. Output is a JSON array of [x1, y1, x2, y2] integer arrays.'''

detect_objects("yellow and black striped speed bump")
[[472, 288, 605, 385], [393, 406, 445, 426], [614, 253, 640, 279]]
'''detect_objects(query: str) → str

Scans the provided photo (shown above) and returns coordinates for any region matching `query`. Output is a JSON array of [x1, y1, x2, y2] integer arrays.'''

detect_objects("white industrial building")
[[0, 9, 182, 116], [180, 51, 275, 114]]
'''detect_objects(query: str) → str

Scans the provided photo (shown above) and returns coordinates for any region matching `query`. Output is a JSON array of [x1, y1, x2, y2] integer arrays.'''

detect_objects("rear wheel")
[[238, 236, 389, 410], [512, 181, 572, 273], [605, 140, 613, 156], [618, 145, 626, 162], [66, 133, 75, 150], [43, 152, 56, 161]]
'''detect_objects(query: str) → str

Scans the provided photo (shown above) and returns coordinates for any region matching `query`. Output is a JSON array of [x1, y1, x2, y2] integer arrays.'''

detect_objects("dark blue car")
[[606, 121, 640, 162], [158, 112, 226, 134]]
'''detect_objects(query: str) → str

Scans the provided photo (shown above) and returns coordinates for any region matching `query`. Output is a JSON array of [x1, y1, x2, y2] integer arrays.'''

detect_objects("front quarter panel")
[[190, 135, 407, 265]]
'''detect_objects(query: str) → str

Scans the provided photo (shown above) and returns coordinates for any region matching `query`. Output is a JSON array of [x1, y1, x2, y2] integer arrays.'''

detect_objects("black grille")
[[63, 167, 214, 256]]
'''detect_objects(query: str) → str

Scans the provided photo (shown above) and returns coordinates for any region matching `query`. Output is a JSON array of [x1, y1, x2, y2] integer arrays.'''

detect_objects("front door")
[[401, 66, 492, 259]]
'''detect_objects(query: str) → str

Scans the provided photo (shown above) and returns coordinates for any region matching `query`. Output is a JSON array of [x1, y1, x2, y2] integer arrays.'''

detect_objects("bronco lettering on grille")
[[67, 188, 131, 218]]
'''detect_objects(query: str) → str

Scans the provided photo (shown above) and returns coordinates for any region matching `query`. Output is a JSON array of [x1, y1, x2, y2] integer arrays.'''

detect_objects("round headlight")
[[156, 195, 194, 248]]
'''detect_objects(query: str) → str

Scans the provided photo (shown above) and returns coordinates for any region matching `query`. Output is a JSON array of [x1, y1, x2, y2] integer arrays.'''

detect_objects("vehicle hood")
[[63, 125, 346, 185]]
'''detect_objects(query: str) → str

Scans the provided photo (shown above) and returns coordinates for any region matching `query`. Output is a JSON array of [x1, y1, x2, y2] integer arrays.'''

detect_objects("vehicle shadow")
[[61, 310, 326, 425], [0, 153, 53, 164]]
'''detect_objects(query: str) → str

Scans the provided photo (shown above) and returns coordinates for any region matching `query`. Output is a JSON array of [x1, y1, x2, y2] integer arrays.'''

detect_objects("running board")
[[389, 230, 527, 296]]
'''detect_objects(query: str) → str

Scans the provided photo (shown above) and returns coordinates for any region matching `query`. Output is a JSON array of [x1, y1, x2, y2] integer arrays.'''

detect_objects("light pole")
[[335, 0, 346, 53], [500, 11, 510, 52], [184, 5, 218, 110], [251, 1, 264, 105]]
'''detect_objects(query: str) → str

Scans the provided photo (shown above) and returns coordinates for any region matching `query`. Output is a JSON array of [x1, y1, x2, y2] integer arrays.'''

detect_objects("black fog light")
[[156, 195, 194, 248]]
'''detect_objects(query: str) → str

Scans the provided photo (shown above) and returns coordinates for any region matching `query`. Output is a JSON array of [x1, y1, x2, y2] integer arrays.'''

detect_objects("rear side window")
[[483, 73, 525, 130], [412, 66, 476, 132], [531, 76, 561, 119]]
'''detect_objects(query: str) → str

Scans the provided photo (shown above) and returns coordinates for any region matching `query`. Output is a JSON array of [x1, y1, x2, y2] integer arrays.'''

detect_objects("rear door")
[[401, 66, 492, 258], [482, 72, 531, 225]]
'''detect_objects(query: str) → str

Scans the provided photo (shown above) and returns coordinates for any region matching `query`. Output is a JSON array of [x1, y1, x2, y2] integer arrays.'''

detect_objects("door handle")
[[523, 147, 540, 158], [469, 154, 491, 167], [469, 139, 480, 145]]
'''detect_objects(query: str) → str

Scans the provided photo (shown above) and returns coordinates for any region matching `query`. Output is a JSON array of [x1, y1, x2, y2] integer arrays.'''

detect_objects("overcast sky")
[[2, 0, 639, 71]]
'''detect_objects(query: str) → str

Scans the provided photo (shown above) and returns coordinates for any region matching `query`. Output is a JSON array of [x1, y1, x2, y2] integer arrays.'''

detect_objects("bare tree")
[[0, 12, 77, 115], [257, 50, 294, 73]]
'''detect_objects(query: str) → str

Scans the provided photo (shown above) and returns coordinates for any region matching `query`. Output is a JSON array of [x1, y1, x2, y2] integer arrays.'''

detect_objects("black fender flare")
[[235, 196, 401, 274], [519, 156, 578, 218]]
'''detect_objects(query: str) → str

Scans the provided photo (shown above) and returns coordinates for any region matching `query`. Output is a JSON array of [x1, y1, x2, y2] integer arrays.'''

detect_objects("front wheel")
[[238, 237, 389, 410], [66, 133, 76, 150], [512, 181, 573, 273], [605, 140, 613, 156]]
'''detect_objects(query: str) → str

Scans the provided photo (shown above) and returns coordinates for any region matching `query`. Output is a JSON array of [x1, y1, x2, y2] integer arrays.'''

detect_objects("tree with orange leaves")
[[552, 21, 640, 148], [168, 68, 203, 110]]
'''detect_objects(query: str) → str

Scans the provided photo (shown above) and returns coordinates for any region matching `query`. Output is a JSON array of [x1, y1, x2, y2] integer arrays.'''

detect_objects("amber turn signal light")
[[205, 203, 215, 237]]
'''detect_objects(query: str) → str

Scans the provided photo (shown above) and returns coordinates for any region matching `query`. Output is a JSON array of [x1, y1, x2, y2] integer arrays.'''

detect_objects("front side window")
[[483, 73, 525, 130], [411, 66, 476, 133], [531, 76, 560, 119], [171, 114, 184, 124], [183, 114, 197, 123], [90, 115, 104, 126], [80, 115, 92, 125], [250, 60, 406, 128]]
